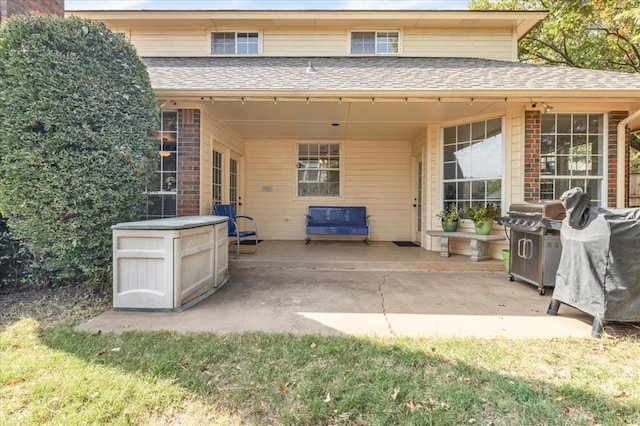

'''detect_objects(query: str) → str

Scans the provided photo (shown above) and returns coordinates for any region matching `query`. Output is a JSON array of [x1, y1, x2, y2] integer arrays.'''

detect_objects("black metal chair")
[[213, 204, 258, 257]]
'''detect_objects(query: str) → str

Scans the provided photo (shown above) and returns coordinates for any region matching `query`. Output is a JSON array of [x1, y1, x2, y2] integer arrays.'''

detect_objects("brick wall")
[[1, 0, 63, 23], [608, 111, 629, 207], [523, 110, 541, 202], [177, 109, 201, 216]]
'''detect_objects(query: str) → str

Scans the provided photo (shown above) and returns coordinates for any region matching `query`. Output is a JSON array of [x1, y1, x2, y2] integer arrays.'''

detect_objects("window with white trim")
[[442, 118, 503, 214], [211, 31, 259, 55], [143, 110, 177, 219], [540, 113, 604, 205], [351, 31, 399, 54], [297, 143, 340, 197]]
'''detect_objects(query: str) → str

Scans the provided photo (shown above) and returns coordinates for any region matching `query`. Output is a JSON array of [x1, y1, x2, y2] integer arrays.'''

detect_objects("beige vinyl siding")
[[130, 29, 209, 56], [118, 27, 516, 59], [199, 104, 246, 215], [244, 139, 411, 241], [403, 29, 515, 61], [262, 29, 347, 56]]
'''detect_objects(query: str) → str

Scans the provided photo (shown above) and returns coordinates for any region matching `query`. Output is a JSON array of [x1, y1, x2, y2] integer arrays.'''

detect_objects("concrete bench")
[[305, 206, 370, 244], [426, 230, 506, 261]]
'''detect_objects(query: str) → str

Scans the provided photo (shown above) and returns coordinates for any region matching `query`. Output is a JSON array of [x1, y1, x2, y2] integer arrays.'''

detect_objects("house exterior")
[[68, 9, 640, 260]]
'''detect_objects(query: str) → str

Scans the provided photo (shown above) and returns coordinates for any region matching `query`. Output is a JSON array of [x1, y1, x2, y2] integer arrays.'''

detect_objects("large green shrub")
[[0, 214, 32, 288], [0, 15, 158, 286]]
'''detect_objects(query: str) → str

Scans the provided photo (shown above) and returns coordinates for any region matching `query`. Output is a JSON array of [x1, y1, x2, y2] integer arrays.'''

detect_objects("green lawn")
[[2, 317, 639, 425]]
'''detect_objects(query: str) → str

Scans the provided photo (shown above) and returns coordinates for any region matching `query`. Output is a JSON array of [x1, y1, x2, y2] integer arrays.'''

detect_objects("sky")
[[65, 0, 470, 11]]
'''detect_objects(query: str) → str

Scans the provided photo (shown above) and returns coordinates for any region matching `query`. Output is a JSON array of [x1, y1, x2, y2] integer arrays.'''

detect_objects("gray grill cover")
[[553, 188, 640, 321]]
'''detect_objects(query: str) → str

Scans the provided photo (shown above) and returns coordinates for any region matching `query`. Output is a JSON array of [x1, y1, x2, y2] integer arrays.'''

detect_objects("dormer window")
[[211, 31, 259, 55], [351, 31, 399, 54]]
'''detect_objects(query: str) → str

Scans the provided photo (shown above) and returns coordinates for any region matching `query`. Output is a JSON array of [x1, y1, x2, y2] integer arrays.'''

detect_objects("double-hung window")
[[351, 31, 399, 54], [297, 143, 340, 197], [540, 113, 604, 205], [442, 118, 504, 214], [211, 31, 259, 55]]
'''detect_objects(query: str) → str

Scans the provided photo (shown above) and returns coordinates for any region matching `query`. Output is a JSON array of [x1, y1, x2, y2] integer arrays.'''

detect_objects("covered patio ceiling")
[[200, 97, 511, 140], [163, 95, 640, 141]]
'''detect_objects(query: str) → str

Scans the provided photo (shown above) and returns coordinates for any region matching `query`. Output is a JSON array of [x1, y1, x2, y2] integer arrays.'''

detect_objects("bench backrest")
[[307, 206, 367, 227]]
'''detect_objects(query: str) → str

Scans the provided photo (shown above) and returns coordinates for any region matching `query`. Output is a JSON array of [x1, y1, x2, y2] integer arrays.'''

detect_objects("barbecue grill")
[[504, 202, 565, 295], [546, 188, 640, 337]]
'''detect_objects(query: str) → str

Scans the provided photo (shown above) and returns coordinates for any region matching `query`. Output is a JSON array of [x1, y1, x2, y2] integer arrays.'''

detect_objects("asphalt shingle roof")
[[144, 56, 640, 93]]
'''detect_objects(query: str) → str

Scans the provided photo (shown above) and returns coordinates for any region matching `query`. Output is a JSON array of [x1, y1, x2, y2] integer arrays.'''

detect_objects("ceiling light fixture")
[[306, 60, 317, 74], [241, 97, 245, 105], [159, 100, 167, 108], [543, 103, 554, 114]]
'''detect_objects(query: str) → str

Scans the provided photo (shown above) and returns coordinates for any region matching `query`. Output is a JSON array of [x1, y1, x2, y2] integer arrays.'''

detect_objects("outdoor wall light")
[[543, 103, 554, 113]]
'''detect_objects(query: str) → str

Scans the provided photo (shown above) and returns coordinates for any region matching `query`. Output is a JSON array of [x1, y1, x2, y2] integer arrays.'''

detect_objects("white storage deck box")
[[112, 216, 228, 311]]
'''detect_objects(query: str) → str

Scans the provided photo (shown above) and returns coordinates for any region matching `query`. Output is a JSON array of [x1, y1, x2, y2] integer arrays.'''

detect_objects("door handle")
[[524, 239, 533, 259], [517, 238, 524, 257]]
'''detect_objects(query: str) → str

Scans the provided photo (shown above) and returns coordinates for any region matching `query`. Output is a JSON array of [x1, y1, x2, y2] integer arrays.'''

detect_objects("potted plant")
[[436, 205, 460, 232], [466, 203, 500, 235]]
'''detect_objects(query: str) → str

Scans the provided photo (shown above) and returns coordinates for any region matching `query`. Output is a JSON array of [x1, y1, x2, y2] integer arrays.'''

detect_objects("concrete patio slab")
[[78, 266, 596, 338]]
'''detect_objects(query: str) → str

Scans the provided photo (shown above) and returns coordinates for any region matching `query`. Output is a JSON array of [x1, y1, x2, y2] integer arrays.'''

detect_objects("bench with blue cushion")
[[305, 206, 370, 244]]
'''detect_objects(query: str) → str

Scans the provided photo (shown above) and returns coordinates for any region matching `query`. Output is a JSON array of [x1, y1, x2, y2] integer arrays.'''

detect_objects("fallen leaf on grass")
[[309, 342, 317, 349], [391, 387, 400, 400], [555, 394, 566, 401], [278, 384, 289, 395], [5, 378, 25, 386], [406, 400, 422, 412], [468, 419, 477, 424], [612, 390, 627, 398], [11, 344, 21, 349], [324, 392, 331, 403], [110, 347, 121, 352]]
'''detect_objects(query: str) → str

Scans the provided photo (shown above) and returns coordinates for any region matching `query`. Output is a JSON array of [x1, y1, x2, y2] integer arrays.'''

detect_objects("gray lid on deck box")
[[112, 215, 228, 230]]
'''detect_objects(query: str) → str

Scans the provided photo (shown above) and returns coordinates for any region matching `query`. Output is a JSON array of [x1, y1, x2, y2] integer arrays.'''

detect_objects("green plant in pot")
[[436, 205, 460, 232], [466, 203, 500, 235]]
